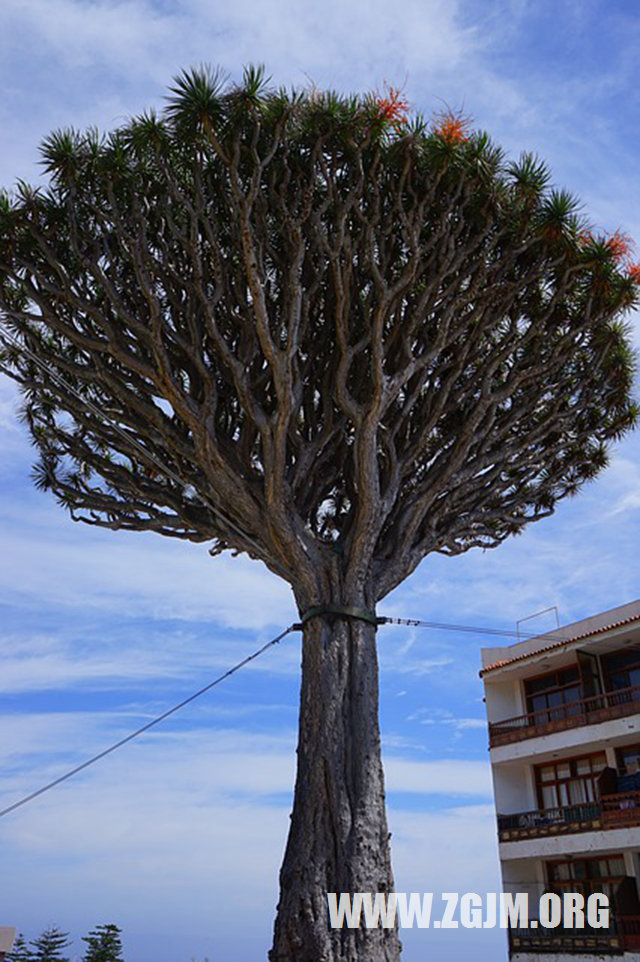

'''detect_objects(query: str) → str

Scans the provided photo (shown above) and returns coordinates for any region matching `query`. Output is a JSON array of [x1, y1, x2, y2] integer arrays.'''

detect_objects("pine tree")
[[81, 925, 123, 962], [6, 933, 32, 962], [29, 928, 70, 962]]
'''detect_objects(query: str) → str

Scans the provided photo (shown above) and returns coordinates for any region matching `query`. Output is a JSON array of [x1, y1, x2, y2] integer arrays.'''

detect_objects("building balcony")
[[498, 790, 640, 842], [603, 791, 640, 830], [510, 914, 640, 954], [509, 922, 629, 955], [498, 801, 602, 841], [489, 684, 640, 748]]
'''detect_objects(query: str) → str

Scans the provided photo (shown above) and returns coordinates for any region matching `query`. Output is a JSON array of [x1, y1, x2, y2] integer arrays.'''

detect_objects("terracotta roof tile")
[[479, 613, 640, 677]]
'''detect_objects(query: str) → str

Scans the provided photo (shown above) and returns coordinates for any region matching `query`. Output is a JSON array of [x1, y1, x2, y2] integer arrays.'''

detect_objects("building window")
[[617, 743, 640, 776], [535, 752, 607, 810], [547, 855, 627, 908], [601, 648, 640, 693], [524, 666, 582, 723]]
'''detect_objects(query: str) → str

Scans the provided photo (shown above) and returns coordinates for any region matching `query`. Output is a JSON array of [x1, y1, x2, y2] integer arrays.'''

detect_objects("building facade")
[[481, 600, 640, 960]]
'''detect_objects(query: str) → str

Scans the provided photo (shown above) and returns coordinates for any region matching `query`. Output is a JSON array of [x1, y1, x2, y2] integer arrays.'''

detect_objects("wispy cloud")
[[0, 493, 294, 630], [0, 718, 497, 957], [0, 712, 491, 805], [384, 757, 492, 797], [385, 655, 455, 677], [0, 618, 302, 694], [408, 707, 486, 734]]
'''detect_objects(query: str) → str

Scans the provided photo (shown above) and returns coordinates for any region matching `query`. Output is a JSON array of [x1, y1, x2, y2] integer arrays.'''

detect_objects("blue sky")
[[1, 1, 640, 960]]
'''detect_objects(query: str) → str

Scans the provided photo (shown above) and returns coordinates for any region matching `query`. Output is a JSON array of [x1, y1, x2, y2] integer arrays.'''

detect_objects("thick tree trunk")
[[269, 610, 401, 962]]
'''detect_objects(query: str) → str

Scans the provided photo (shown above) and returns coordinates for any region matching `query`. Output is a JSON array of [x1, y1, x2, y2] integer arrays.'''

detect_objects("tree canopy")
[[6, 924, 124, 962], [81, 924, 123, 962], [28, 927, 70, 962], [6, 934, 33, 962], [1, 66, 636, 606]]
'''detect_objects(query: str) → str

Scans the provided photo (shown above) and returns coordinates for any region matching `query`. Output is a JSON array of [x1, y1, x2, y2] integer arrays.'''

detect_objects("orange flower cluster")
[[605, 229, 634, 263], [603, 230, 640, 285], [579, 227, 640, 284], [433, 109, 471, 144], [375, 86, 409, 131], [627, 263, 640, 284]]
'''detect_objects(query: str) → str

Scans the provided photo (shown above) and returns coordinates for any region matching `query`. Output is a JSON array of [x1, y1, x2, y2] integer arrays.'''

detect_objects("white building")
[[481, 600, 640, 960]]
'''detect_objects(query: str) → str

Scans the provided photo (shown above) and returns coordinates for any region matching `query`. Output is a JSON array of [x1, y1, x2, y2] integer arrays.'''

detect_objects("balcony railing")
[[498, 801, 602, 841], [602, 789, 640, 829], [489, 683, 640, 747], [509, 923, 623, 954], [510, 916, 640, 954], [498, 789, 640, 841]]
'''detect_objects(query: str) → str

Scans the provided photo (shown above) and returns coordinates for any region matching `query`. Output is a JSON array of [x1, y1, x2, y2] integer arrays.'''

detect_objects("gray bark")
[[270, 611, 400, 962]]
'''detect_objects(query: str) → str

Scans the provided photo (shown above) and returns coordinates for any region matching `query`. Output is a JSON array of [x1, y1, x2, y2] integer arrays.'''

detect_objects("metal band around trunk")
[[299, 605, 381, 627]]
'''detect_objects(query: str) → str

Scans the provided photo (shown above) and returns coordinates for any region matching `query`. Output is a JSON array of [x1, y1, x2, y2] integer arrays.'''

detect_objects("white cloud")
[[0, 720, 499, 959], [0, 0, 480, 188], [391, 804, 500, 892], [2, 0, 474, 86], [387, 655, 455, 676], [0, 715, 491, 804], [2, 0, 186, 76], [0, 738, 501, 960], [384, 757, 492, 797], [597, 455, 640, 517], [0, 619, 301, 694], [408, 708, 486, 733], [0, 496, 295, 630]]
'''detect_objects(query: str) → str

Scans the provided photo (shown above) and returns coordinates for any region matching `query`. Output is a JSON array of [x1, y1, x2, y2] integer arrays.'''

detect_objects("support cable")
[[379, 615, 576, 645], [0, 623, 298, 820], [0, 612, 579, 821]]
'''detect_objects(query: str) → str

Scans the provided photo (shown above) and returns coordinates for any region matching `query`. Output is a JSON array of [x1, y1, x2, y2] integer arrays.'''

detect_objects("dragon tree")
[[0, 67, 638, 962]]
